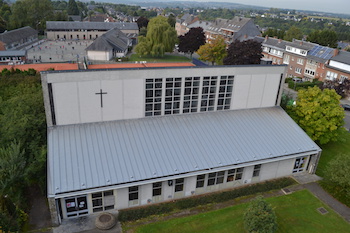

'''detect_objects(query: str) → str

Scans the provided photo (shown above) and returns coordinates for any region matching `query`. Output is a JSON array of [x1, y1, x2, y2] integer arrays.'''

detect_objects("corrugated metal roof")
[[46, 21, 138, 31], [47, 107, 320, 195]]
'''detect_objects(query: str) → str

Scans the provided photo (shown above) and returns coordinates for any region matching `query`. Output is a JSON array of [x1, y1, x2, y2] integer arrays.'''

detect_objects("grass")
[[316, 130, 350, 206], [133, 190, 349, 233], [129, 54, 191, 62]]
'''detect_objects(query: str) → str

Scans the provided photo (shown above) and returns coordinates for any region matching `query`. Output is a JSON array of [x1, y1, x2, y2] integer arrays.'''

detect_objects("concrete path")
[[304, 182, 350, 223]]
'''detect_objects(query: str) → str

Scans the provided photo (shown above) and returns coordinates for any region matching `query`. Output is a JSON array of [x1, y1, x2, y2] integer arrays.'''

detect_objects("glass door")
[[65, 195, 88, 218]]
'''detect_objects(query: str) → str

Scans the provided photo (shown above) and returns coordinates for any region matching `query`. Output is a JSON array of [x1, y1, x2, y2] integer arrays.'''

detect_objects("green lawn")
[[129, 54, 191, 62], [317, 130, 350, 206], [133, 190, 349, 233]]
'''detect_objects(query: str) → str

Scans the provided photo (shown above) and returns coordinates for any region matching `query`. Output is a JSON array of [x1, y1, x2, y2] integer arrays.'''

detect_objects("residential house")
[[304, 45, 335, 81], [257, 36, 286, 65], [205, 17, 261, 45], [325, 50, 350, 82], [41, 65, 321, 225], [175, 14, 199, 36]]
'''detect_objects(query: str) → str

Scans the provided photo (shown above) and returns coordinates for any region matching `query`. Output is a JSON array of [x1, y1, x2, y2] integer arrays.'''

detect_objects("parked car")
[[292, 77, 303, 83], [341, 104, 350, 111]]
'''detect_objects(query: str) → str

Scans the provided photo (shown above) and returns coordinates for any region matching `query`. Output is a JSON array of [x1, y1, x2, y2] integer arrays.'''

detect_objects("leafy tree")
[[167, 14, 176, 27], [284, 26, 303, 41], [262, 28, 285, 39], [287, 86, 345, 144], [327, 154, 350, 198], [307, 29, 338, 48], [0, 142, 28, 232], [322, 78, 350, 99], [244, 196, 277, 233], [197, 37, 227, 65], [136, 16, 149, 30], [178, 27, 206, 57], [223, 39, 262, 65], [67, 0, 79, 15], [9, 0, 54, 33], [139, 26, 147, 37], [135, 16, 178, 57]]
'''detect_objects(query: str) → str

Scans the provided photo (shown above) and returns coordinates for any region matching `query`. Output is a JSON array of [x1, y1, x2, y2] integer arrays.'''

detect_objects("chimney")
[[264, 35, 268, 42], [244, 34, 248, 39], [278, 39, 282, 43], [299, 41, 303, 46], [333, 49, 339, 57]]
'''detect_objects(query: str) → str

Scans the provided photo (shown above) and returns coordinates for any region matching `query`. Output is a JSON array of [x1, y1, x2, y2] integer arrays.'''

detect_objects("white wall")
[[87, 51, 112, 61], [43, 66, 286, 126], [329, 60, 350, 73]]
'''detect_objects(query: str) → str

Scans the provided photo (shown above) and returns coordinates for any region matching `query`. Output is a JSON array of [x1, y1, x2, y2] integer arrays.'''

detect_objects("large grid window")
[[217, 76, 234, 110], [152, 182, 162, 196], [145, 79, 162, 116], [175, 178, 184, 192], [201, 76, 217, 112], [165, 78, 182, 115], [128, 186, 139, 201], [92, 191, 114, 213], [196, 174, 205, 188], [293, 157, 307, 173], [183, 77, 200, 113], [226, 168, 244, 182], [253, 165, 261, 177], [207, 171, 225, 186]]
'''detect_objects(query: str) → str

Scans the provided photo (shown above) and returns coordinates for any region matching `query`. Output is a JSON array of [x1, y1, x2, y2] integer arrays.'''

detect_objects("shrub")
[[118, 177, 295, 222], [244, 196, 277, 233]]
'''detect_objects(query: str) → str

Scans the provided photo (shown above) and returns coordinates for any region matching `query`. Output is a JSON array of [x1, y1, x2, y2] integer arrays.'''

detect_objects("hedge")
[[118, 177, 296, 222], [288, 80, 323, 90]]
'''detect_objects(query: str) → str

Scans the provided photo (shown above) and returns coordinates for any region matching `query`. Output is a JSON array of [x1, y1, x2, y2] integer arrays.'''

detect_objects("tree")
[[284, 26, 303, 41], [287, 86, 345, 144], [197, 37, 227, 65], [9, 0, 54, 32], [136, 16, 149, 30], [327, 154, 350, 198], [67, 0, 79, 15], [167, 14, 176, 27], [244, 196, 277, 233], [178, 27, 206, 57], [307, 29, 338, 48], [135, 16, 178, 57], [223, 39, 262, 65], [322, 78, 350, 99]]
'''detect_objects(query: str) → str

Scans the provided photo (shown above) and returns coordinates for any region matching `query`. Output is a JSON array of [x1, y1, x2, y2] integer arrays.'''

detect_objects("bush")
[[244, 196, 277, 233], [118, 177, 295, 222], [288, 80, 323, 90], [285, 77, 292, 83]]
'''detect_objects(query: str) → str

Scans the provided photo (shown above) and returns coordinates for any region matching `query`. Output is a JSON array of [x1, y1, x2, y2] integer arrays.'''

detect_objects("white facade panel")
[[116, 188, 128, 209], [276, 158, 295, 177], [261, 74, 281, 107], [53, 82, 80, 125], [260, 162, 279, 181], [101, 80, 123, 121], [231, 75, 251, 109], [247, 75, 266, 108], [78, 80, 102, 123], [329, 60, 350, 72], [123, 78, 144, 119]]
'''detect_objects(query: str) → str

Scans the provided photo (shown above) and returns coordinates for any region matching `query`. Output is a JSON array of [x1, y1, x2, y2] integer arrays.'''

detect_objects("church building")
[[41, 65, 321, 225]]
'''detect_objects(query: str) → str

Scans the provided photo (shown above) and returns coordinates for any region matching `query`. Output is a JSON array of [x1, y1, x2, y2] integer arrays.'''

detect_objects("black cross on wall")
[[95, 89, 107, 108]]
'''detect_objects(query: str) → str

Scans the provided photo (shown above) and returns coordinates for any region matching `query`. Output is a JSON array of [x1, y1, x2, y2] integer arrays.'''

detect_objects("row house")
[[325, 50, 350, 82], [205, 17, 261, 45], [175, 14, 199, 36], [257, 36, 337, 81]]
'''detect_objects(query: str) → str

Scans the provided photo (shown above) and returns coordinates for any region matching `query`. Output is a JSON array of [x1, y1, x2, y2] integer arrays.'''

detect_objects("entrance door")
[[65, 195, 88, 218]]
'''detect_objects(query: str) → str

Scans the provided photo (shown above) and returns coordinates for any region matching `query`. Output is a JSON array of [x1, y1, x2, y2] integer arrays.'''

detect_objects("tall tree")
[[287, 86, 345, 144], [223, 39, 262, 65], [135, 16, 178, 57], [197, 37, 227, 65], [284, 26, 303, 41], [244, 196, 277, 233], [308, 29, 338, 48], [178, 27, 206, 57], [67, 0, 79, 15], [9, 0, 54, 32], [167, 14, 176, 27], [136, 16, 149, 30]]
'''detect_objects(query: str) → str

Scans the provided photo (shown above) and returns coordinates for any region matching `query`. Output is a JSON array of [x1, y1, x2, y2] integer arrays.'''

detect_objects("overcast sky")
[[205, 0, 349, 15]]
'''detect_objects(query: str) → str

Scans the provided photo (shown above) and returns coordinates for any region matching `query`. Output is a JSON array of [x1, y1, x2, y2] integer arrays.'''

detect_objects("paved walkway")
[[304, 182, 350, 223]]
